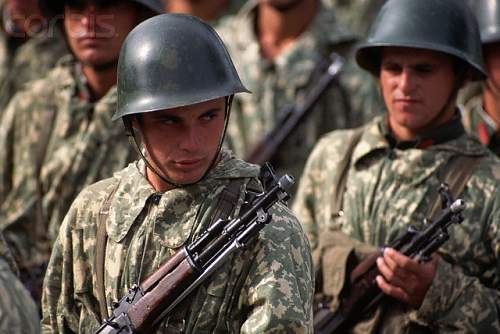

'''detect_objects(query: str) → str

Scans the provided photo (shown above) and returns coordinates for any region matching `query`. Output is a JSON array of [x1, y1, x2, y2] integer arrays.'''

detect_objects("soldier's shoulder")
[[12, 55, 74, 101], [311, 126, 366, 159]]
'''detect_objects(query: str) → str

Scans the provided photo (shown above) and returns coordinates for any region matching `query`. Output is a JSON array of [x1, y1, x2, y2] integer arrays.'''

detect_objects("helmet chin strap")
[[124, 95, 234, 190]]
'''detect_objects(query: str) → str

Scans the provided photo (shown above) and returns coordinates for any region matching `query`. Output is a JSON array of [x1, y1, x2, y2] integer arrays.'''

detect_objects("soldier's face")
[[136, 98, 227, 187], [63, 1, 139, 68], [379, 47, 456, 140]]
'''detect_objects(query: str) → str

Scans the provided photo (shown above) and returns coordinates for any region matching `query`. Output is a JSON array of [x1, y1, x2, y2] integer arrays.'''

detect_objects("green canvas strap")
[[96, 182, 120, 321], [426, 155, 485, 219], [330, 127, 365, 215]]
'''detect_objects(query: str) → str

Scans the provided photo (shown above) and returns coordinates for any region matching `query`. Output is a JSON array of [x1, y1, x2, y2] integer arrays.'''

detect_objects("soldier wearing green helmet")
[[294, 0, 500, 332], [0, 0, 162, 307], [459, 0, 500, 156], [42, 13, 314, 333]]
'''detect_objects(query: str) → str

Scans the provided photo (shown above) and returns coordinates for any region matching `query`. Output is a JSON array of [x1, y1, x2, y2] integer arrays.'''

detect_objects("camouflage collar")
[[352, 115, 489, 169], [230, 0, 356, 88], [106, 150, 259, 243]]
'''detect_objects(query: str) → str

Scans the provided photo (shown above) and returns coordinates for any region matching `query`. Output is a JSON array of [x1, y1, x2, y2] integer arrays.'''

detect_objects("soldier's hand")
[[375, 248, 439, 308]]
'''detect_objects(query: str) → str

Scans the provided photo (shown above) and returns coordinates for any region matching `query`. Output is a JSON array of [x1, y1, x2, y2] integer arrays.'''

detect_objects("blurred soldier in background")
[[0, 233, 39, 334], [220, 0, 382, 190], [0, 0, 68, 113], [294, 0, 500, 332], [459, 0, 500, 156], [0, 0, 162, 306], [325, 0, 387, 37], [163, 0, 245, 28]]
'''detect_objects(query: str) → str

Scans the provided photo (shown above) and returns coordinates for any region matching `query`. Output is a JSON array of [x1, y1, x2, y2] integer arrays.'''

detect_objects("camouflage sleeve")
[[416, 191, 500, 332], [238, 203, 314, 333], [0, 92, 18, 203], [41, 206, 79, 334], [0, 257, 40, 334]]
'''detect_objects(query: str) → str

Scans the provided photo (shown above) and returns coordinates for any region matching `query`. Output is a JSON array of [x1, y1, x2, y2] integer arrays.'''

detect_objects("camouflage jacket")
[[0, 234, 40, 334], [0, 55, 135, 270], [459, 83, 500, 157], [324, 0, 387, 36], [42, 151, 314, 333], [0, 27, 69, 113], [219, 0, 382, 187], [293, 115, 500, 332]]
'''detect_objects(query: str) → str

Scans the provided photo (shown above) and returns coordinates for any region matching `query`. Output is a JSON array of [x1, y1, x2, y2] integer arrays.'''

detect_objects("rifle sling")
[[95, 178, 244, 328], [96, 182, 120, 321]]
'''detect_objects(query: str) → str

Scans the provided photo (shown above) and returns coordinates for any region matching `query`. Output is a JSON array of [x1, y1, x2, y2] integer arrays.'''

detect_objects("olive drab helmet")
[[468, 0, 500, 45], [113, 13, 249, 121], [39, 0, 164, 17], [356, 0, 486, 81], [113, 13, 249, 186]]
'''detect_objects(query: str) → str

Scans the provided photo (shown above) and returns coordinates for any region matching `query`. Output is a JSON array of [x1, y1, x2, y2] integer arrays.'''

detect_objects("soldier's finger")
[[385, 248, 420, 273], [376, 256, 406, 287], [376, 275, 410, 304]]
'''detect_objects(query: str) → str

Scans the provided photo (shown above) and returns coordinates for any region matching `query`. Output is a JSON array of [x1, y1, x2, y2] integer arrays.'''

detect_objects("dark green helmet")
[[468, 0, 500, 45], [113, 13, 249, 121], [356, 0, 486, 80], [39, 0, 164, 17]]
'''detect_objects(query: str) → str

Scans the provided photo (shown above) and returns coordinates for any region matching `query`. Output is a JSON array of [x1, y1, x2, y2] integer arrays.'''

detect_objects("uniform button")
[[152, 194, 161, 205]]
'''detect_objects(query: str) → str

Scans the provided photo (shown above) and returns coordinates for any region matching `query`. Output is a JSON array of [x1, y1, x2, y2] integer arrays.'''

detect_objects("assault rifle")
[[245, 52, 345, 165], [94, 168, 294, 334], [313, 184, 466, 334]]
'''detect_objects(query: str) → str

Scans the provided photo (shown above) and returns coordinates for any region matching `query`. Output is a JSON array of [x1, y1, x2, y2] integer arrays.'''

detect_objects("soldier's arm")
[[0, 93, 20, 204], [239, 205, 314, 333], [41, 208, 79, 334]]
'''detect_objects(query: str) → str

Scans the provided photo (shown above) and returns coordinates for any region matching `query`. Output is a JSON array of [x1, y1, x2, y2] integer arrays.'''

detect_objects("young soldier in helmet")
[[294, 0, 500, 331], [0, 0, 162, 305], [42, 13, 313, 333], [459, 0, 500, 156]]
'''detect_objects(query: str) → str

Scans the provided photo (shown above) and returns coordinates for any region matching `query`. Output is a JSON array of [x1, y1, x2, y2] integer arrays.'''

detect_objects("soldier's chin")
[[79, 57, 118, 72]]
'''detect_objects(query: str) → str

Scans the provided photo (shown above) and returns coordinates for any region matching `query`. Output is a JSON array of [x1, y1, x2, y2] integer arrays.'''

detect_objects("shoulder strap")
[[426, 155, 485, 219], [331, 127, 365, 215], [96, 182, 119, 321]]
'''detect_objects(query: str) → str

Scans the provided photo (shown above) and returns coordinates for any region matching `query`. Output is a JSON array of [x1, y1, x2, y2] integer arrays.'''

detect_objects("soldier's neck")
[[483, 88, 500, 133], [81, 65, 117, 101], [167, 0, 229, 22], [257, 0, 317, 60]]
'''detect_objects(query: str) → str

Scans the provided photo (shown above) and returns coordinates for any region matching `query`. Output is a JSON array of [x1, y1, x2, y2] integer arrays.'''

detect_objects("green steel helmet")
[[113, 13, 249, 121], [468, 0, 500, 44], [356, 0, 486, 80], [39, 0, 164, 18]]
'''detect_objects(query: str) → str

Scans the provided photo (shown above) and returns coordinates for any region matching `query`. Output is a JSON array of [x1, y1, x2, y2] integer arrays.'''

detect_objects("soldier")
[[0, 233, 39, 334], [0, 0, 69, 113], [163, 0, 245, 28], [219, 0, 382, 191], [293, 0, 500, 332], [41, 13, 313, 333], [458, 0, 500, 156], [0, 0, 162, 305]]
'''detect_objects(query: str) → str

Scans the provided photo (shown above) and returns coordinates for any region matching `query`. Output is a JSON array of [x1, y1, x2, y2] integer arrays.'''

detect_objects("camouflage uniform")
[[293, 115, 500, 332], [0, 233, 40, 334], [220, 0, 382, 186], [0, 55, 134, 294], [42, 151, 314, 333], [0, 27, 69, 113], [324, 0, 387, 36], [459, 83, 500, 156]]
